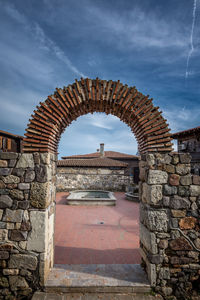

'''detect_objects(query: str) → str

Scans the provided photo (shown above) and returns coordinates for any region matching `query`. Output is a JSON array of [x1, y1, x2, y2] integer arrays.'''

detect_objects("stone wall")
[[56, 167, 130, 191], [0, 152, 57, 299], [139, 152, 200, 299]]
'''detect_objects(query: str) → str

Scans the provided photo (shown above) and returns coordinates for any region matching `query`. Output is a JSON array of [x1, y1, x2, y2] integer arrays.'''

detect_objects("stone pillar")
[[139, 152, 200, 299], [0, 152, 57, 299]]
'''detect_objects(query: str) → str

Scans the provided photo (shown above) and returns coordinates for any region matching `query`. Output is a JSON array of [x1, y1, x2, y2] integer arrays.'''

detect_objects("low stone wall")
[[0, 152, 57, 299], [139, 152, 200, 299], [56, 167, 130, 191]]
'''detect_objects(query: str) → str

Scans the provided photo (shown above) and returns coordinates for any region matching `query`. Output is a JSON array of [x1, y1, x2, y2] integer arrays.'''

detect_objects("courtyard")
[[54, 192, 140, 265]]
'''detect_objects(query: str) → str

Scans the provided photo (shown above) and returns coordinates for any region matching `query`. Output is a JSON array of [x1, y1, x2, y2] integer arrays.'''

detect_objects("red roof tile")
[[62, 151, 138, 160], [58, 157, 128, 168], [171, 126, 200, 139]]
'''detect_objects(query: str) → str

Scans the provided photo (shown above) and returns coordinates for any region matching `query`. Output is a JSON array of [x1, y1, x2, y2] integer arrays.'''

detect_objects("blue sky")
[[0, 0, 200, 158]]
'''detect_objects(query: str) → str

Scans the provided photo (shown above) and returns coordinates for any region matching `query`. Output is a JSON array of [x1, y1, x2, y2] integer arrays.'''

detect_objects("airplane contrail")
[[185, 0, 197, 80]]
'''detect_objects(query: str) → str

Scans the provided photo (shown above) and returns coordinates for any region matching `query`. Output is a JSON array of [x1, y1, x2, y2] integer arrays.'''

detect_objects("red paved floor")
[[54, 192, 140, 265]]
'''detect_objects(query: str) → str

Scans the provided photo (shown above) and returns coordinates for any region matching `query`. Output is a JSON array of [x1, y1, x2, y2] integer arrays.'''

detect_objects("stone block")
[[18, 200, 29, 210], [169, 237, 193, 250], [40, 153, 51, 164], [0, 209, 3, 220], [170, 195, 190, 209], [27, 210, 48, 252], [3, 269, 19, 275], [0, 160, 8, 167], [35, 164, 51, 182], [0, 251, 9, 259], [171, 210, 186, 217], [180, 175, 192, 186], [0, 152, 18, 160], [178, 186, 190, 197], [193, 175, 200, 185], [12, 168, 25, 177], [9, 276, 29, 291], [16, 153, 34, 168], [164, 164, 175, 173], [25, 169, 35, 182], [148, 170, 168, 184], [176, 164, 190, 175], [140, 223, 157, 254], [18, 183, 30, 190], [169, 174, 180, 186], [0, 229, 8, 240], [142, 183, 162, 205], [140, 248, 156, 286], [0, 180, 6, 189], [0, 195, 13, 208], [158, 239, 168, 249], [8, 159, 16, 167], [0, 168, 12, 176], [0, 277, 9, 287], [163, 185, 177, 196], [30, 182, 51, 208], [179, 153, 191, 164], [179, 217, 197, 230], [145, 209, 169, 232], [0, 221, 6, 228], [9, 230, 27, 241], [190, 185, 200, 197], [9, 254, 37, 270], [2, 175, 20, 184], [146, 154, 155, 166], [3, 209, 23, 222], [9, 189, 24, 200], [159, 267, 170, 280]]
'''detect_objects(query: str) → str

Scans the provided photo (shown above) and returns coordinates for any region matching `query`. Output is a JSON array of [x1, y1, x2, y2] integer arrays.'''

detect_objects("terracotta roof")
[[0, 130, 24, 139], [171, 126, 200, 139], [57, 157, 128, 168], [62, 151, 138, 160]]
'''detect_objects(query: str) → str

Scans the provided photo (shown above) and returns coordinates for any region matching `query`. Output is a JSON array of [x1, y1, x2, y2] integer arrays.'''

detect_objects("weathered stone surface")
[[40, 153, 51, 164], [8, 159, 16, 167], [18, 200, 29, 210], [21, 221, 31, 231], [0, 195, 13, 208], [140, 248, 157, 286], [2, 175, 20, 184], [0, 209, 3, 220], [0, 251, 9, 259], [169, 174, 180, 186], [140, 223, 157, 254], [0, 160, 8, 167], [9, 254, 37, 270], [171, 210, 186, 217], [164, 164, 175, 173], [0, 168, 12, 176], [179, 217, 197, 230], [179, 153, 191, 164], [0, 221, 6, 228], [16, 154, 34, 168], [193, 175, 200, 185], [6, 183, 17, 189], [0, 229, 8, 240], [176, 164, 190, 175], [159, 239, 168, 249], [180, 175, 192, 186], [146, 154, 155, 166], [30, 182, 51, 208], [0, 180, 6, 189], [9, 276, 29, 291], [170, 195, 190, 209], [9, 189, 24, 200], [142, 183, 162, 205], [0, 152, 18, 160], [18, 183, 30, 190], [169, 237, 193, 250], [145, 210, 168, 232], [12, 168, 25, 177], [27, 211, 48, 252], [9, 230, 27, 241], [190, 185, 200, 197], [3, 209, 23, 222], [25, 169, 35, 182], [3, 269, 19, 275], [159, 267, 170, 280], [0, 277, 9, 287], [163, 185, 177, 196], [194, 238, 200, 248], [148, 170, 168, 184], [35, 164, 51, 182], [178, 186, 190, 197]]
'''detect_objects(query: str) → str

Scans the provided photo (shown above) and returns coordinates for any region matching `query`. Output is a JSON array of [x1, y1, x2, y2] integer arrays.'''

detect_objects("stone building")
[[57, 155, 129, 191], [60, 143, 139, 186], [0, 130, 23, 153], [172, 126, 200, 175]]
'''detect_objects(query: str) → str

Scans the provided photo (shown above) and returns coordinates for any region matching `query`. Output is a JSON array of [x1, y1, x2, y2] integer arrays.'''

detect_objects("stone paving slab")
[[32, 292, 164, 300]]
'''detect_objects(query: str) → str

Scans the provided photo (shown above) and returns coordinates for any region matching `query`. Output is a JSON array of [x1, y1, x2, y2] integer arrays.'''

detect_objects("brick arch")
[[23, 78, 172, 153]]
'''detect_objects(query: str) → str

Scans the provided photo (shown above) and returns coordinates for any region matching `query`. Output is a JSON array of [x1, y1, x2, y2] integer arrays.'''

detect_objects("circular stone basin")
[[66, 190, 116, 206]]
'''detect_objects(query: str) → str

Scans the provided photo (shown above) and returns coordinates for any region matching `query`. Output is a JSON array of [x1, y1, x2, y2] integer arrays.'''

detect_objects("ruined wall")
[[0, 152, 57, 299], [57, 167, 130, 191], [139, 152, 200, 299]]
